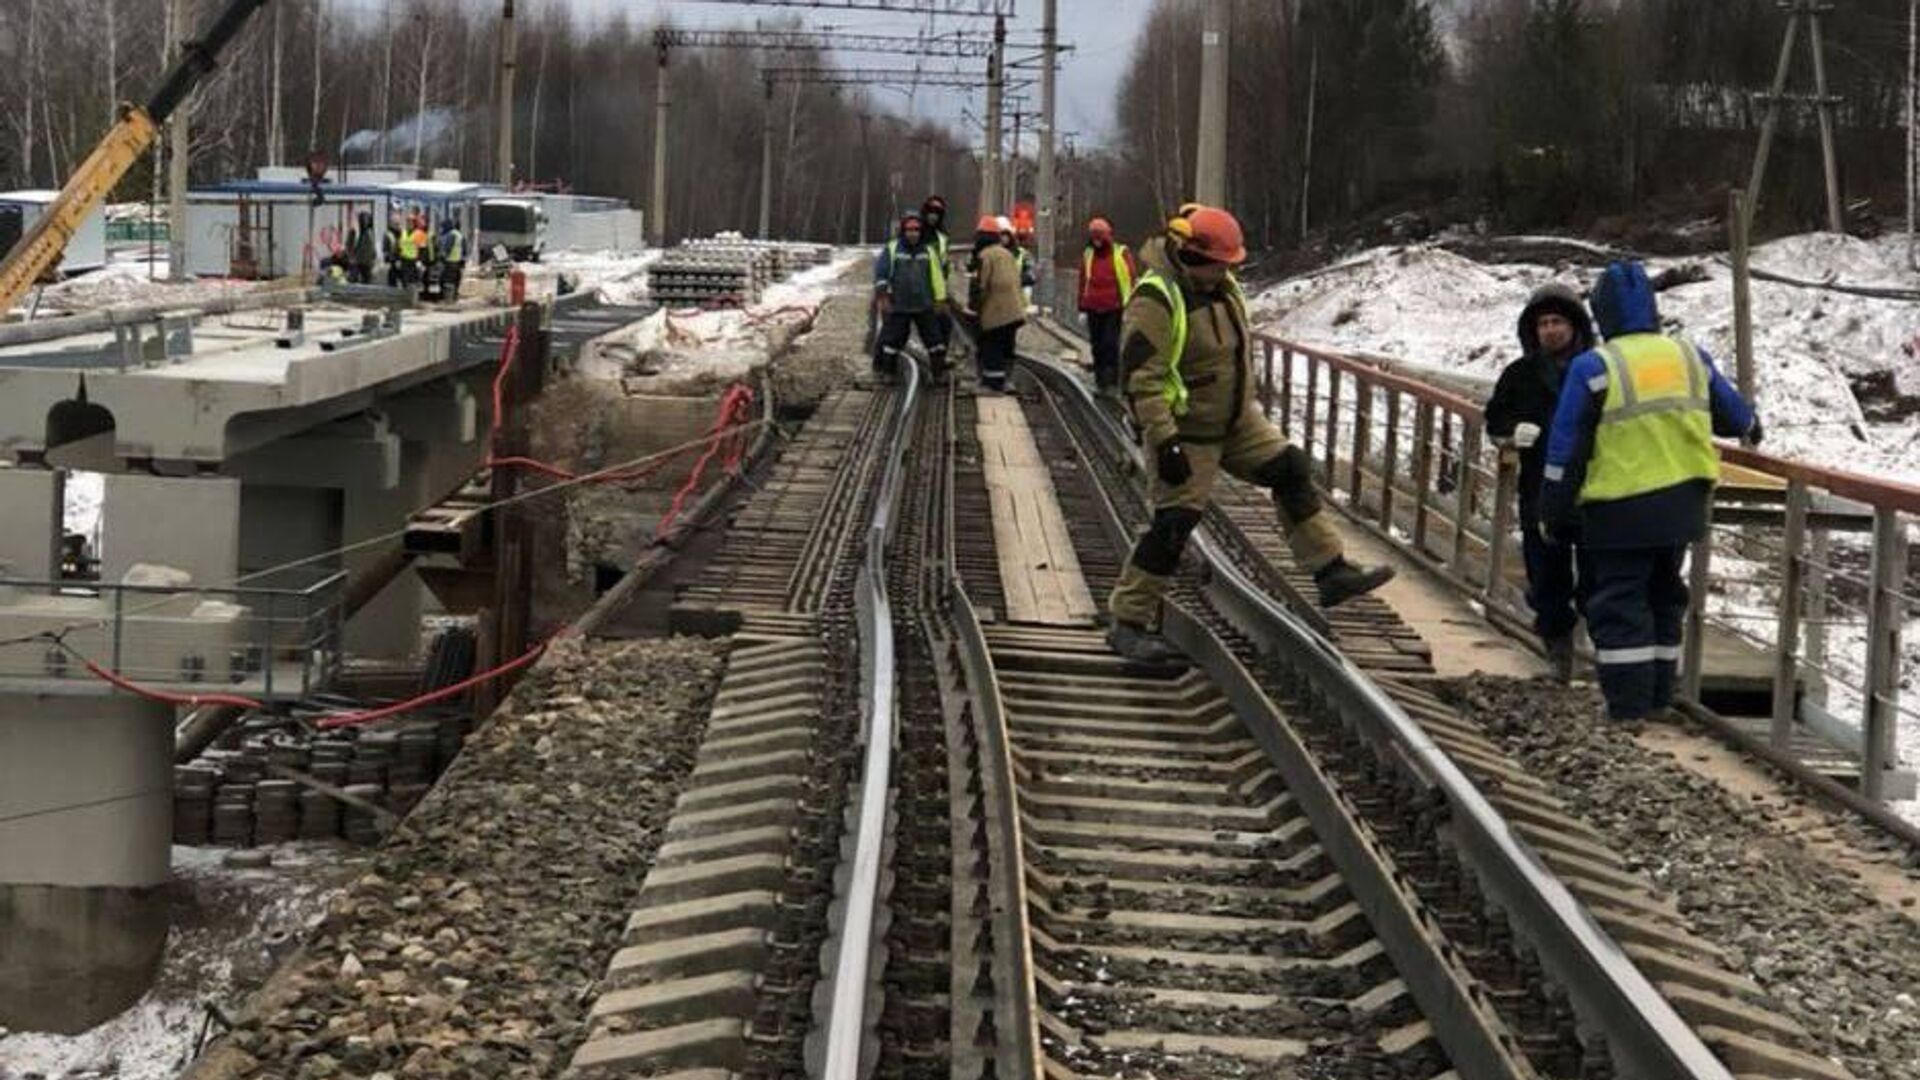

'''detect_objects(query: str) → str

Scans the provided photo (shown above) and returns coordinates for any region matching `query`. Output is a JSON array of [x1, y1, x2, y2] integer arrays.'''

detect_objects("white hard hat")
[[994, 215, 1015, 234]]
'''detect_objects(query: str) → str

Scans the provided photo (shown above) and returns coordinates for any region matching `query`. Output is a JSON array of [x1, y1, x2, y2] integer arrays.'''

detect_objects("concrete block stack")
[[648, 235, 835, 307]]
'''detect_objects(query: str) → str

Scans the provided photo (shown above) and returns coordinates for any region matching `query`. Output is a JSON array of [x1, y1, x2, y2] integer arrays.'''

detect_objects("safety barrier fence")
[[1255, 334, 1917, 802]]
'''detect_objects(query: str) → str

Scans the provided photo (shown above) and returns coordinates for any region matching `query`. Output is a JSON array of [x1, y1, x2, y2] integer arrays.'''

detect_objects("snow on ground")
[[530, 247, 665, 306], [0, 843, 367, 1080], [579, 251, 865, 388], [1255, 232, 1920, 486], [1257, 231, 1920, 823]]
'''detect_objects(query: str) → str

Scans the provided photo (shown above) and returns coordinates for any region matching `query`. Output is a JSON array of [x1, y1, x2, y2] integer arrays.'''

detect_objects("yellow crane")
[[0, 0, 273, 316]]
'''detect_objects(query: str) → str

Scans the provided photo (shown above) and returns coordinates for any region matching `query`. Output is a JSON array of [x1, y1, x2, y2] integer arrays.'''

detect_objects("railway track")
[[567, 339, 1854, 1080]]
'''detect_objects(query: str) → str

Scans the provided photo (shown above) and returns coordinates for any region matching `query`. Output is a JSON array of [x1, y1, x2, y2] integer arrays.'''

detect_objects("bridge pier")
[[0, 690, 174, 1034]]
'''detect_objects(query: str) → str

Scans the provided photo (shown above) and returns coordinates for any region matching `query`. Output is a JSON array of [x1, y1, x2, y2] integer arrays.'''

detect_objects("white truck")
[[478, 197, 547, 263]]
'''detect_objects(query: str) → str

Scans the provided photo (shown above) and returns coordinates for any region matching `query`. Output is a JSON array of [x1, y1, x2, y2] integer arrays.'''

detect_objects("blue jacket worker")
[[1538, 261, 1761, 724], [872, 212, 950, 378], [1485, 283, 1596, 682]]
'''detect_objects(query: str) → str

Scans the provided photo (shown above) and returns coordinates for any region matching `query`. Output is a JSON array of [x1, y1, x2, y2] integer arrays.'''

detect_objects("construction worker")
[[920, 196, 954, 362], [437, 216, 466, 300], [872, 212, 949, 378], [410, 213, 431, 284], [1015, 222, 1037, 303], [1107, 206, 1394, 662], [393, 212, 421, 287], [384, 213, 406, 288], [1485, 283, 1596, 681], [1538, 261, 1761, 724], [966, 214, 1024, 392], [346, 211, 378, 284], [1078, 217, 1138, 398]]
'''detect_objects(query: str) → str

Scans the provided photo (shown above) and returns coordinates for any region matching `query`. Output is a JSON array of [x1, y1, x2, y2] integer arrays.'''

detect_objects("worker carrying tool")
[[872, 211, 950, 378], [1485, 283, 1597, 682], [1107, 205, 1395, 663], [1078, 216, 1138, 399], [1538, 260, 1761, 725]]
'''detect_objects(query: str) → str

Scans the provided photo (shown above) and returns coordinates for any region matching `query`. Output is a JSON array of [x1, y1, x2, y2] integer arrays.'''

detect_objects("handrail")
[[1020, 348, 1735, 1079], [818, 355, 920, 1079], [1255, 330, 1917, 815]]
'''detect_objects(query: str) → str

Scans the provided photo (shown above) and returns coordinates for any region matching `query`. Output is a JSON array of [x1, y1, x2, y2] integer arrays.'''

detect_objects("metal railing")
[[1256, 334, 1917, 802], [0, 565, 347, 701]]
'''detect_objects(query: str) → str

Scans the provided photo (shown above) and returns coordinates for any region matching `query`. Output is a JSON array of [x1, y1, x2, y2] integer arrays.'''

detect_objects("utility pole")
[[1746, 1, 1845, 233], [268, 0, 284, 167], [1730, 189, 1757, 404], [759, 76, 776, 239], [1036, 0, 1059, 311], [1299, 36, 1318, 240], [167, 0, 192, 281], [983, 15, 1005, 212], [1908, 0, 1916, 268], [858, 113, 872, 246], [1194, 0, 1229, 205], [497, 0, 517, 186], [1007, 110, 1022, 206], [651, 43, 671, 246]]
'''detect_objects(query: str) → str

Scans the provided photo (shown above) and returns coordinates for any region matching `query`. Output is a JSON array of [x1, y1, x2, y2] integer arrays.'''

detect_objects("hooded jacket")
[[1120, 236, 1255, 449], [1539, 262, 1756, 549], [972, 235, 1026, 332], [1485, 283, 1596, 521], [873, 220, 941, 314]]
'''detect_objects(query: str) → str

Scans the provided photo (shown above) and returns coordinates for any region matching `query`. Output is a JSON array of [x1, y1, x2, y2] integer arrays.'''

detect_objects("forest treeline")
[[0, 0, 1912, 249]]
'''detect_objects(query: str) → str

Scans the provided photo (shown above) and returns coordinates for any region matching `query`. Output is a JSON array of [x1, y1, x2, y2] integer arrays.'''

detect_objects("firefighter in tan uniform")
[[1107, 206, 1395, 662]]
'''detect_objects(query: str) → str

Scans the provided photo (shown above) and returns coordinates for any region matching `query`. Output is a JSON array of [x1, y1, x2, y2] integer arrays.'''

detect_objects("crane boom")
[[0, 0, 272, 317]]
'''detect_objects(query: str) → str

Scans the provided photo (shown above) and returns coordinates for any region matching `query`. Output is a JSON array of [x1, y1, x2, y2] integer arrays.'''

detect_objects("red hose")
[[78, 655, 265, 711], [314, 637, 556, 730], [656, 382, 756, 540]]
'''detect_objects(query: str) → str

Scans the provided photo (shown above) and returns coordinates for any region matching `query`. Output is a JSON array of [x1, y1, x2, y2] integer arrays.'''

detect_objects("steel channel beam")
[[1016, 351, 1735, 1080]]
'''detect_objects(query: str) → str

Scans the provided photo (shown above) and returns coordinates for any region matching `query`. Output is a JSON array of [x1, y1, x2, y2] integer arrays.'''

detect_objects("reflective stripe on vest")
[[1082, 243, 1134, 304], [1134, 269, 1247, 419], [1578, 334, 1720, 504], [887, 239, 947, 304]]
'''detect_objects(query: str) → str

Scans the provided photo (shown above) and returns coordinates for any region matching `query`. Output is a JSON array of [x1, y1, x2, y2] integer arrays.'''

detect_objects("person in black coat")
[[1485, 283, 1595, 680]]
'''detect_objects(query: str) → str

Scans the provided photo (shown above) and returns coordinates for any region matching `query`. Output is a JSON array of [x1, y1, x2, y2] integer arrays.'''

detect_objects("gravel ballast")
[[190, 637, 724, 1080], [1449, 675, 1920, 1080]]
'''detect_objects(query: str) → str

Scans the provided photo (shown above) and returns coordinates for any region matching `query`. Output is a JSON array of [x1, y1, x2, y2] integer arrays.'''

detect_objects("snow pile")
[[1255, 232, 1920, 487], [579, 252, 864, 389], [535, 248, 665, 306], [0, 844, 362, 1080]]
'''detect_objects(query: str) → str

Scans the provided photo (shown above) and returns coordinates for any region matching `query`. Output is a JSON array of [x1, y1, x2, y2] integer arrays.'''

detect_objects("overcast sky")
[[573, 0, 1161, 147]]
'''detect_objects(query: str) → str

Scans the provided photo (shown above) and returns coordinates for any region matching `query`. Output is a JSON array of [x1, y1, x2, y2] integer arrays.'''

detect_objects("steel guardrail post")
[[1380, 388, 1401, 531], [1683, 532, 1714, 705], [1488, 449, 1518, 606], [1862, 505, 1906, 801], [1773, 479, 1810, 749]]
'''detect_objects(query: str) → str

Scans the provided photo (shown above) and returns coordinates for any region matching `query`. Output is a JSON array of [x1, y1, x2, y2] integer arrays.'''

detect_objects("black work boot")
[[1544, 634, 1575, 685], [1106, 621, 1185, 664], [1314, 558, 1395, 609]]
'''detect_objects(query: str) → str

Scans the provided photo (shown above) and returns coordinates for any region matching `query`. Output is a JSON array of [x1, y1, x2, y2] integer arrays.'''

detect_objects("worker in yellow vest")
[[1107, 205, 1394, 663], [871, 212, 949, 378], [1538, 260, 1762, 724], [1078, 217, 1138, 399]]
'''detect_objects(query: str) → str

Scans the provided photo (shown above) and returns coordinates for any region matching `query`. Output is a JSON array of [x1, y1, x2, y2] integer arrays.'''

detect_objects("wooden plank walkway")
[[976, 395, 1100, 627]]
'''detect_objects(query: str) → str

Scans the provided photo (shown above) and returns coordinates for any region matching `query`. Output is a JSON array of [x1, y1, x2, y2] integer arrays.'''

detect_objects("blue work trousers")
[[1582, 545, 1689, 721]]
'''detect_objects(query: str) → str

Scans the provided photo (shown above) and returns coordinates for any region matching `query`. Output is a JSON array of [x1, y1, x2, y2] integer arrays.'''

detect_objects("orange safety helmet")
[[1087, 217, 1113, 239], [976, 214, 1001, 233], [1181, 206, 1247, 265]]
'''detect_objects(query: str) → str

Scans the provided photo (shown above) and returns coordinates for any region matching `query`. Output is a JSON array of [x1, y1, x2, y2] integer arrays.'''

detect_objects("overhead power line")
[[654, 28, 999, 58], [673, 0, 1015, 16]]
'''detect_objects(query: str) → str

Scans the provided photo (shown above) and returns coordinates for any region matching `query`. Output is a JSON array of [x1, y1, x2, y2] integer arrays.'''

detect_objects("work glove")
[[1742, 418, 1764, 448], [1513, 422, 1542, 449], [1156, 441, 1193, 487]]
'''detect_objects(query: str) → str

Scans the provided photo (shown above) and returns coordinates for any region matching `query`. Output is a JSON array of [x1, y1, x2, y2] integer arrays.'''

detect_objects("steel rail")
[[1017, 352, 1737, 1080], [817, 356, 922, 1080]]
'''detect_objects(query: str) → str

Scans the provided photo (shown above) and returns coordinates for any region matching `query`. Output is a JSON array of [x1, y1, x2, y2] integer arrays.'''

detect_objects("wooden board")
[[976, 396, 1101, 627]]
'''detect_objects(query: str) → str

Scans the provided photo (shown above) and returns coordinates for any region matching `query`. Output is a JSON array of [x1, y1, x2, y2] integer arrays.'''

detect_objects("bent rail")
[[816, 357, 922, 1079], [1021, 350, 1737, 1080]]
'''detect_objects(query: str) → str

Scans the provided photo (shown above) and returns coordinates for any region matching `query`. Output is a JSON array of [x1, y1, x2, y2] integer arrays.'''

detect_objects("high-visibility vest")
[[1578, 334, 1720, 504], [886, 239, 947, 304], [444, 229, 464, 263], [397, 230, 419, 260], [1082, 243, 1134, 303], [1132, 269, 1248, 419], [931, 231, 949, 267]]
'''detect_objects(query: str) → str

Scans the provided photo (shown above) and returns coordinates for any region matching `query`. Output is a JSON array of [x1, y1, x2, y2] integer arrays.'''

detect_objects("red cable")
[[656, 383, 756, 540], [79, 656, 265, 711], [314, 637, 557, 730]]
